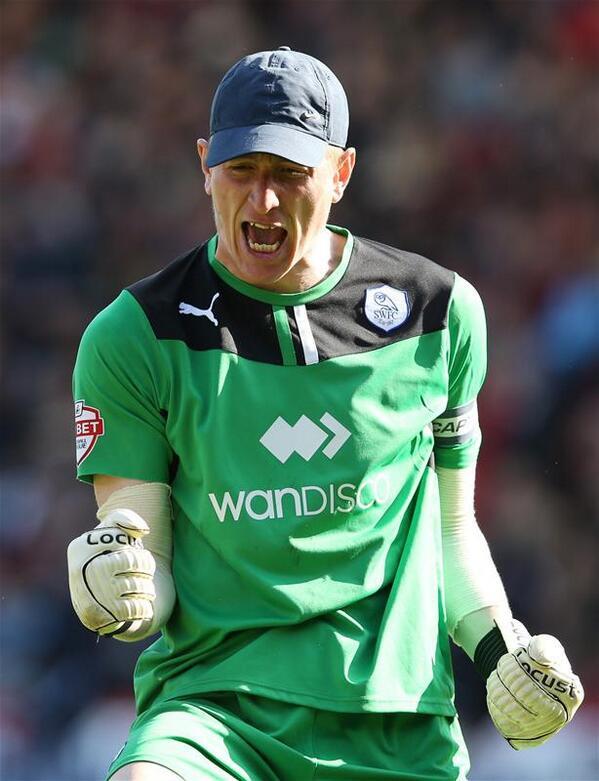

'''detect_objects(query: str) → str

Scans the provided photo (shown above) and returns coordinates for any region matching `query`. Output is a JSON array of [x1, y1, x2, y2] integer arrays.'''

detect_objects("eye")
[[228, 162, 253, 173], [281, 167, 308, 178]]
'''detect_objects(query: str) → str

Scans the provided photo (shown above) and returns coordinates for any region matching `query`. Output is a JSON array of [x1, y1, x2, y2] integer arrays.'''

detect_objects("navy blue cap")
[[206, 47, 349, 168]]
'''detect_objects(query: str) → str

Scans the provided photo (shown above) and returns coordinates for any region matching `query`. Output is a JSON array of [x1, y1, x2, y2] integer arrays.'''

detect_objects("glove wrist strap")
[[474, 625, 508, 681]]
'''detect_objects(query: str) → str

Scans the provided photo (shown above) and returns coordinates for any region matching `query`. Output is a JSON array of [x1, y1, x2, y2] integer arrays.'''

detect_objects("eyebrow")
[[228, 155, 310, 170]]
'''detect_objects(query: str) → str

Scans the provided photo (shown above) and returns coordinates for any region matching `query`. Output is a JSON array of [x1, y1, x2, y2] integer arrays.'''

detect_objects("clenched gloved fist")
[[487, 631, 584, 749], [67, 509, 156, 637]]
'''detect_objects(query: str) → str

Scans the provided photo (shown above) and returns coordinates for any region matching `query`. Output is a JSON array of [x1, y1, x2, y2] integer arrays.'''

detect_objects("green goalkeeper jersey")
[[73, 226, 486, 717]]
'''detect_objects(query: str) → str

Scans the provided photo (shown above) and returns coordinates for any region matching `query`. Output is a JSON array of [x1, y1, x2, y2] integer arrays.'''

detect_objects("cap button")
[[278, 45, 291, 50]]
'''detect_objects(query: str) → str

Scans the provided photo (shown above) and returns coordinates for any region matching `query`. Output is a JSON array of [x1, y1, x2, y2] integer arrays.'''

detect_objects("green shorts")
[[107, 692, 469, 780]]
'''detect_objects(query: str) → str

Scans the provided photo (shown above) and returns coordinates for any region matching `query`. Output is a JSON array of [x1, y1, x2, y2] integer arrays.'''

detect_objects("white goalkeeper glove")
[[486, 625, 584, 749], [67, 509, 156, 638]]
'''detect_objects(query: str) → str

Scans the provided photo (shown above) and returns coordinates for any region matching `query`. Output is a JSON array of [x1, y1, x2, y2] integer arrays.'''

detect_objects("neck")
[[281, 228, 345, 293]]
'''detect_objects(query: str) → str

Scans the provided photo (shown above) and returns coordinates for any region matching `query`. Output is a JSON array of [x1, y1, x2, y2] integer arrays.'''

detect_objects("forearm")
[[95, 480, 176, 641], [437, 463, 584, 748], [437, 463, 511, 658]]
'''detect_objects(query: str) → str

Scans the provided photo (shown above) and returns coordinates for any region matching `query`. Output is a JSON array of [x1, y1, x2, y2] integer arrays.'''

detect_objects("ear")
[[331, 147, 356, 204], [197, 138, 212, 195]]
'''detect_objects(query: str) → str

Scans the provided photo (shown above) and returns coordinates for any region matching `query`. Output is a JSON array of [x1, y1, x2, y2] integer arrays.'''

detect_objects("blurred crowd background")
[[1, 1, 598, 779]]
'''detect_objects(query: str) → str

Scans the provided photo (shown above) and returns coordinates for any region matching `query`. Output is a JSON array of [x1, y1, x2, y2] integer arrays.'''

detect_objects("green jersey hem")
[[149, 680, 457, 717]]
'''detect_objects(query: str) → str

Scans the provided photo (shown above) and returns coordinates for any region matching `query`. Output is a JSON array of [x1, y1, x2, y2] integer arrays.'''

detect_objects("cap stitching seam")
[[309, 63, 330, 136], [209, 121, 328, 141]]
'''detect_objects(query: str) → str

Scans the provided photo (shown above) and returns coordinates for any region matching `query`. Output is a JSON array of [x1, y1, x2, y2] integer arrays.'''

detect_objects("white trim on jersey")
[[293, 305, 319, 365]]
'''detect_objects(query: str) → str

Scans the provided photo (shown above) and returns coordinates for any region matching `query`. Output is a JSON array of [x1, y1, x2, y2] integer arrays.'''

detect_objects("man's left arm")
[[439, 462, 584, 749], [438, 274, 583, 748]]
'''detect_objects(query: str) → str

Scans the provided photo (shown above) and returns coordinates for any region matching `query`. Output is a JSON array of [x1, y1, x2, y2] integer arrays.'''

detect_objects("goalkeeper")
[[68, 47, 583, 780]]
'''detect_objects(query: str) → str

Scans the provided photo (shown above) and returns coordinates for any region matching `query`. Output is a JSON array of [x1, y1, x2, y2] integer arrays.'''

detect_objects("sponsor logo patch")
[[364, 285, 410, 332], [208, 473, 391, 522], [208, 412, 362, 522], [75, 400, 105, 465], [260, 412, 351, 464]]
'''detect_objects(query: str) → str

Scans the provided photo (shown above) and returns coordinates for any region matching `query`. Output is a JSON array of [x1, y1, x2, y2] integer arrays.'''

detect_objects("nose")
[[248, 175, 280, 213]]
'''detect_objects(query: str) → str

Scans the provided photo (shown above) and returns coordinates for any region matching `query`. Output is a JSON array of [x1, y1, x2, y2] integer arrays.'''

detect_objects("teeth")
[[248, 239, 282, 253], [250, 222, 279, 230]]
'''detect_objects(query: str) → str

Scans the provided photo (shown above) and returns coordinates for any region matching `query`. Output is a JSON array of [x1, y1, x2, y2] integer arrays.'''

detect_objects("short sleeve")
[[73, 291, 173, 484], [433, 275, 487, 469]]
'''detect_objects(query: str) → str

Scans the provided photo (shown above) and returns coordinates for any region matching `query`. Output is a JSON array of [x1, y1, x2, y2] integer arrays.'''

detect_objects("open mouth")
[[242, 221, 287, 254]]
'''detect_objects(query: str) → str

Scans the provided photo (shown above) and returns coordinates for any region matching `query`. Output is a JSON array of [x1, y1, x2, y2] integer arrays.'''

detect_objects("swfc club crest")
[[364, 285, 410, 332], [75, 400, 105, 465]]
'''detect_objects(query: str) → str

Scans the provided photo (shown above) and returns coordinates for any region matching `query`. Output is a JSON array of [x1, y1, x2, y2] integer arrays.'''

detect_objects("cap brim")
[[206, 124, 328, 167]]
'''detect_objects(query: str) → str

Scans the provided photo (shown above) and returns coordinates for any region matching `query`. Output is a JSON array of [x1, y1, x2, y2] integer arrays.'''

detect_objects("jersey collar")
[[206, 225, 354, 305]]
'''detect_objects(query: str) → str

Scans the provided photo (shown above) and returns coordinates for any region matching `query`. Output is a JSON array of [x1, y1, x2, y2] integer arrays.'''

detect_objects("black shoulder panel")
[[305, 236, 455, 360], [127, 236, 455, 364], [127, 243, 283, 364]]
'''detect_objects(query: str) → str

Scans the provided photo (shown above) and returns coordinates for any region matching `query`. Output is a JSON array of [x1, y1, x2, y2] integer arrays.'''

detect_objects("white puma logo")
[[179, 293, 220, 326]]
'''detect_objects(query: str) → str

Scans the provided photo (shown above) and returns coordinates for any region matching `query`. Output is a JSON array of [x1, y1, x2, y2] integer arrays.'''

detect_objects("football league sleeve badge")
[[75, 400, 105, 465]]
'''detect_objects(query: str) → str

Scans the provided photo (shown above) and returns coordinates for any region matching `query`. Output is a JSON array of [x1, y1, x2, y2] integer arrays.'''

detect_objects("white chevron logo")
[[260, 413, 351, 464]]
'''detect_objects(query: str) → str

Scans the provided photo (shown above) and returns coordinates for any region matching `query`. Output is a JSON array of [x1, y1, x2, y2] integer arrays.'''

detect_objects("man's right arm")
[[67, 476, 176, 642], [94, 475, 147, 506], [70, 292, 176, 641]]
